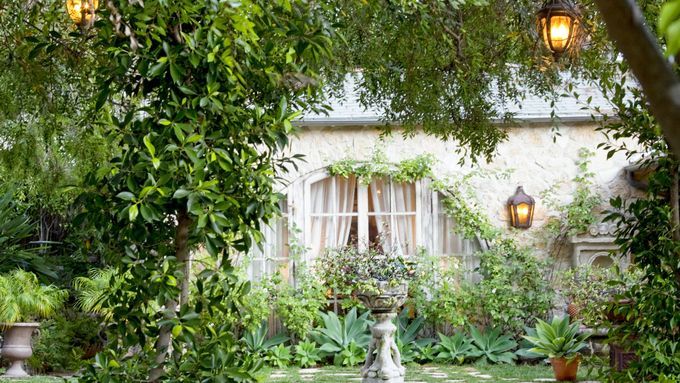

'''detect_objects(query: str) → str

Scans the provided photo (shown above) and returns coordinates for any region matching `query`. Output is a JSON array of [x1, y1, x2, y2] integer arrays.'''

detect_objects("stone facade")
[[281, 121, 640, 264]]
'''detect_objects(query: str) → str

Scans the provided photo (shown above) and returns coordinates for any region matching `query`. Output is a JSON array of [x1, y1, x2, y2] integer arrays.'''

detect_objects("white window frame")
[[293, 169, 425, 260], [247, 169, 488, 283]]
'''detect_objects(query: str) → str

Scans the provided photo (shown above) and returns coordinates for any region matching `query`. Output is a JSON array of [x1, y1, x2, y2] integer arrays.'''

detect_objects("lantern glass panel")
[[547, 15, 573, 51], [516, 203, 531, 226]]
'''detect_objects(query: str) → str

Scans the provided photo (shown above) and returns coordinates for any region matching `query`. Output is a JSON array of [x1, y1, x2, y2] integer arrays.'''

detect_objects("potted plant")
[[353, 247, 413, 314], [322, 245, 414, 383], [317, 244, 415, 313], [0, 269, 68, 377], [523, 316, 590, 382]]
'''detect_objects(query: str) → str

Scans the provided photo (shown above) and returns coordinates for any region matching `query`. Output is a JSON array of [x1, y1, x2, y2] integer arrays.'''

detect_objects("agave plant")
[[415, 343, 438, 363], [515, 326, 545, 360], [396, 309, 433, 363], [294, 340, 322, 368], [434, 332, 475, 364], [242, 321, 289, 359], [265, 344, 293, 368], [523, 316, 589, 359], [311, 308, 372, 366], [468, 326, 518, 364], [0, 269, 68, 324]]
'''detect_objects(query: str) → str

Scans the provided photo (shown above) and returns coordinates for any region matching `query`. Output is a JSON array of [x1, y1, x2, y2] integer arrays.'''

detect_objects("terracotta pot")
[[1, 322, 40, 378], [550, 356, 580, 382]]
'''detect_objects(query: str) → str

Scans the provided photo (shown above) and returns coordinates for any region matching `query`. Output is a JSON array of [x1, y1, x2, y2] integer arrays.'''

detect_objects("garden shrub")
[[28, 312, 102, 373], [409, 243, 553, 339], [469, 239, 553, 337], [408, 250, 473, 332], [604, 158, 680, 382], [266, 269, 327, 342], [558, 264, 641, 328]]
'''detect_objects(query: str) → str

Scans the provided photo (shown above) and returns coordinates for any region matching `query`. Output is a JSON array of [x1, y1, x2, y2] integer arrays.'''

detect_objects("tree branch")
[[594, 0, 680, 158]]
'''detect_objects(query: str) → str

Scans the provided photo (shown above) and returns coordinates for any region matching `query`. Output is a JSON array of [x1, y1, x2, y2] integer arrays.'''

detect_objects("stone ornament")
[[1, 323, 40, 377], [357, 281, 408, 383]]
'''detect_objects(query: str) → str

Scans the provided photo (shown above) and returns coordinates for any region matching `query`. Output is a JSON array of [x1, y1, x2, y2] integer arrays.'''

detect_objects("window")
[[307, 175, 358, 257], [305, 175, 420, 259], [246, 172, 484, 283], [247, 201, 290, 282], [434, 192, 483, 281]]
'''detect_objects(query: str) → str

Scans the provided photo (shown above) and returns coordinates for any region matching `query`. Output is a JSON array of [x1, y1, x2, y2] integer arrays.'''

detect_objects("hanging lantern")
[[537, 0, 580, 57], [507, 186, 535, 229], [66, 0, 99, 28]]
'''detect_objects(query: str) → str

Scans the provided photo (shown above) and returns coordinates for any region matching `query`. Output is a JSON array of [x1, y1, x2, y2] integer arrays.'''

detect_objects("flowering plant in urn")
[[321, 243, 414, 383], [319, 244, 414, 307]]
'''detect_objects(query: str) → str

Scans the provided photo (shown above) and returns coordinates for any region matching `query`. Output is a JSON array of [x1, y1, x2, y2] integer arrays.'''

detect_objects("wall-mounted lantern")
[[537, 0, 581, 57], [508, 186, 535, 229], [66, 0, 98, 28]]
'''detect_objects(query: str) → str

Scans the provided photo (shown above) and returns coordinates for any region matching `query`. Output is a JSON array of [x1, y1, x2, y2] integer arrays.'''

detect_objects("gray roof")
[[299, 76, 614, 126]]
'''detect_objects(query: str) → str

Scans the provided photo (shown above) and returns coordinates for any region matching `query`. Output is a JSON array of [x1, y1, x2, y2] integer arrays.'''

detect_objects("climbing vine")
[[328, 149, 435, 184]]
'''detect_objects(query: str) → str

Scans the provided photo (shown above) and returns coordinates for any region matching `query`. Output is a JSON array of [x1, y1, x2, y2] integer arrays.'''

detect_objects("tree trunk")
[[672, 164, 680, 242], [593, 0, 680, 159], [149, 207, 192, 382]]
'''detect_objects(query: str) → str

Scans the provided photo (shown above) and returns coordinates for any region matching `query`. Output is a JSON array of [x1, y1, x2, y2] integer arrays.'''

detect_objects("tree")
[[592, 0, 680, 160], [68, 0, 335, 380], [3, 0, 677, 381]]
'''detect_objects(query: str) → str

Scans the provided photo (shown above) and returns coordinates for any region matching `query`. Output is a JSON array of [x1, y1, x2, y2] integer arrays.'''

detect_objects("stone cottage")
[[245, 79, 640, 283]]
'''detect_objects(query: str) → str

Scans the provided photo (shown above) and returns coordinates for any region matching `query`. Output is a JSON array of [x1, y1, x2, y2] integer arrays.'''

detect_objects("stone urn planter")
[[1, 323, 40, 377], [356, 281, 408, 383]]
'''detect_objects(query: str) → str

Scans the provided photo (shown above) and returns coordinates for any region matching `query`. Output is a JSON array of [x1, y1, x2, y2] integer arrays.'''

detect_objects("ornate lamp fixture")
[[66, 0, 99, 28], [537, 0, 581, 57], [507, 186, 535, 229]]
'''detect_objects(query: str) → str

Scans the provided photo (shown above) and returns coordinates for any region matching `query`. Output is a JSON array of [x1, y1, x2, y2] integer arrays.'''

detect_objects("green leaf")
[[170, 62, 183, 84], [148, 62, 167, 77], [659, 0, 680, 34], [173, 189, 190, 199], [129, 205, 139, 221], [172, 324, 183, 337], [666, 19, 680, 56], [143, 135, 156, 156], [116, 191, 135, 201]]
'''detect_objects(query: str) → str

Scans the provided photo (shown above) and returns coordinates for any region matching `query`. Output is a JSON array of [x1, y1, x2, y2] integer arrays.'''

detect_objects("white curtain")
[[310, 178, 332, 258], [369, 178, 391, 249], [393, 182, 416, 255], [335, 176, 356, 249], [309, 176, 356, 258]]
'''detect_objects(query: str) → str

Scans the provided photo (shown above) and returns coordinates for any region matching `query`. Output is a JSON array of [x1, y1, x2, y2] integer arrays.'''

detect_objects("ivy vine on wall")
[[328, 149, 435, 184]]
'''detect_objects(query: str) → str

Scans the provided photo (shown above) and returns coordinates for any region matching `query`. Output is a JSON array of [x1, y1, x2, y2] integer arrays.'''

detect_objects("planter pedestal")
[[357, 282, 408, 383], [361, 312, 404, 383], [1, 323, 40, 378]]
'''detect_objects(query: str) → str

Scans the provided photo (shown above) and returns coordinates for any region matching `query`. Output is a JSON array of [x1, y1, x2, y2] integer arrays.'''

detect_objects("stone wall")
[[283, 121, 641, 262]]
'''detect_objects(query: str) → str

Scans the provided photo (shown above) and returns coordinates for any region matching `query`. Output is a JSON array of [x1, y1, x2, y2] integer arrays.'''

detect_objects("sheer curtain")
[[393, 182, 416, 255], [369, 178, 391, 249], [309, 176, 356, 258], [335, 176, 356, 249]]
